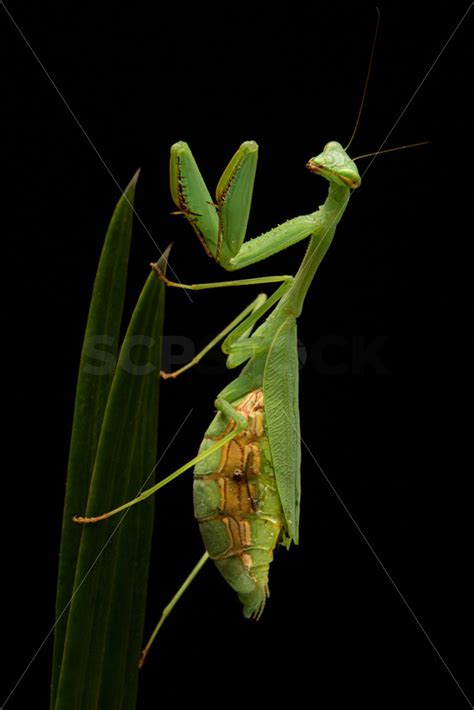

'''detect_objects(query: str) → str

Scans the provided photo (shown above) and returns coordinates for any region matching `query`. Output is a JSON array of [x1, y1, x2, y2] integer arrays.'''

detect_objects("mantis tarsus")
[[75, 137, 362, 659]]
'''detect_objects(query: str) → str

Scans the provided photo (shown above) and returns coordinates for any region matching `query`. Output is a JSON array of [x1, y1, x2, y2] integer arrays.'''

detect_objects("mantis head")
[[306, 141, 361, 189]]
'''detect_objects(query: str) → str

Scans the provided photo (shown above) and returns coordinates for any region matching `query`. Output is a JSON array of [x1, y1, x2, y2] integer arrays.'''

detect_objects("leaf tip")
[[152, 243, 173, 276], [128, 168, 141, 191]]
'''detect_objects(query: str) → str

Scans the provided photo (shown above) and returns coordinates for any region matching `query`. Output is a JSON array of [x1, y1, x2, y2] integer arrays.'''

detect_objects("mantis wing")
[[263, 317, 301, 544]]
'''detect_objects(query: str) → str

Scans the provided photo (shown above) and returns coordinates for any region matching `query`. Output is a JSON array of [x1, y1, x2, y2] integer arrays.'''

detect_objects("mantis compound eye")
[[323, 140, 341, 152]]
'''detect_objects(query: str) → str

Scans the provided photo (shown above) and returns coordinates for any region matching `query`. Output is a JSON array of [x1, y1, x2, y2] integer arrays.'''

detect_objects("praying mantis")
[[74, 137, 363, 656], [74, 9, 427, 652]]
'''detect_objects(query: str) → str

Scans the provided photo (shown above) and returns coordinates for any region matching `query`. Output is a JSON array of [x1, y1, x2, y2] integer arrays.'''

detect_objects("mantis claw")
[[160, 369, 177, 380], [73, 512, 111, 524], [150, 262, 173, 287]]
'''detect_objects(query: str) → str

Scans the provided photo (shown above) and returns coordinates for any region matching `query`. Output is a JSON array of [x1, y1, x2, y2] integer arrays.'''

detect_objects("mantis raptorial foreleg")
[[171, 141, 320, 270]]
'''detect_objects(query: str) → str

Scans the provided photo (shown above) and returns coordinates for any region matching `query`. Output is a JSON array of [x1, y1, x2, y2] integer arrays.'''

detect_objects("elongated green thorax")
[[282, 141, 360, 317]]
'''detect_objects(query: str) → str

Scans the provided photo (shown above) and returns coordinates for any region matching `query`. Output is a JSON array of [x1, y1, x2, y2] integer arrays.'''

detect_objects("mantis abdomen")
[[193, 389, 285, 619]]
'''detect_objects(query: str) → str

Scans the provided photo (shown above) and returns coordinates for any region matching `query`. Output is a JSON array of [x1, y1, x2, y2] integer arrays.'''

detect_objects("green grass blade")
[[50, 172, 139, 707]]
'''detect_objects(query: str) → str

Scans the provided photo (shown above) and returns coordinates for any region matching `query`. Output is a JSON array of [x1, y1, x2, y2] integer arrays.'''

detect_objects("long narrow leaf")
[[54, 256, 167, 709], [50, 172, 139, 707], [54, 257, 167, 709], [51, 168, 169, 708]]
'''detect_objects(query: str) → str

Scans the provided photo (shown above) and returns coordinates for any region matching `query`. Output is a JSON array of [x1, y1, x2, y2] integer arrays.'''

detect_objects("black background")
[[2, 2, 473, 708]]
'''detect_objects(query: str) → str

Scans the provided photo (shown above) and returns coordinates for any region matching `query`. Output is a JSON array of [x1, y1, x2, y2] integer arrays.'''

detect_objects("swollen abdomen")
[[193, 388, 284, 619]]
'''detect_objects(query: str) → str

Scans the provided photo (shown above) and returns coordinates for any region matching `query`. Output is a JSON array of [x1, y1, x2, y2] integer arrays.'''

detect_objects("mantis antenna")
[[345, 7, 381, 151], [345, 11, 428, 161], [352, 141, 429, 161]]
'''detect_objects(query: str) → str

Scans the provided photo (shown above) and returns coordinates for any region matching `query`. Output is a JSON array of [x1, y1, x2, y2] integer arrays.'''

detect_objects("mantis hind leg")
[[139, 550, 209, 667], [73, 395, 253, 524], [137, 396, 259, 664]]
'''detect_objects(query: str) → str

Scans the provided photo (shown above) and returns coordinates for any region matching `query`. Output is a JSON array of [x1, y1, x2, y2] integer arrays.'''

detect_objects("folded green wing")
[[263, 317, 301, 543]]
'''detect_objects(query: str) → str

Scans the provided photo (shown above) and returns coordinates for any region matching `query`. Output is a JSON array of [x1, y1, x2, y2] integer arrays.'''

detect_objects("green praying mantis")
[[74, 21, 426, 659], [74, 137, 363, 657]]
